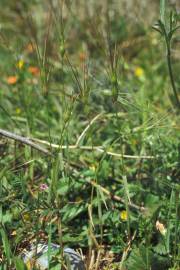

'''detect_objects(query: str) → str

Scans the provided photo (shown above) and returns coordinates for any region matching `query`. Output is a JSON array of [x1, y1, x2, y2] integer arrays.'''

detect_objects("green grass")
[[0, 1, 179, 269]]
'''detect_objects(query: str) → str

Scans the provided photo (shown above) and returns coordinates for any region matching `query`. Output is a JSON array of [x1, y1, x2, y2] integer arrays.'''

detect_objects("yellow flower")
[[120, 210, 128, 221], [75, 196, 83, 203], [156, 220, 167, 235], [26, 260, 32, 270], [134, 67, 144, 78], [152, 38, 158, 46], [22, 213, 31, 222], [89, 165, 96, 172], [15, 108, 21, 115], [17, 59, 24, 69], [11, 230, 17, 236]]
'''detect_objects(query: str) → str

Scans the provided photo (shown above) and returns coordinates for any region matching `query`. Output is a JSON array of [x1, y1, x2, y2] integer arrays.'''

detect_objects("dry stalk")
[[89, 180, 146, 212], [0, 128, 51, 156], [33, 138, 155, 159]]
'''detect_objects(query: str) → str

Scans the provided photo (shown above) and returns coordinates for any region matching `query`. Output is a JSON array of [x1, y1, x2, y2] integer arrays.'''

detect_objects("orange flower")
[[26, 43, 34, 53], [7, 76, 18, 85], [28, 66, 40, 76], [79, 52, 86, 62]]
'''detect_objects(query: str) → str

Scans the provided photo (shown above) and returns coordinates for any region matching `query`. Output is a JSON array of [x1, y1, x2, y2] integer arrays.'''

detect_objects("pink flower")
[[39, 183, 48, 191]]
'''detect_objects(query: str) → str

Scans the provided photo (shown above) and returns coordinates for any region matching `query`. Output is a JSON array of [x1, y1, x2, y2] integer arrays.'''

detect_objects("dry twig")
[[0, 128, 154, 160], [0, 128, 51, 156], [33, 138, 154, 159], [89, 180, 146, 212]]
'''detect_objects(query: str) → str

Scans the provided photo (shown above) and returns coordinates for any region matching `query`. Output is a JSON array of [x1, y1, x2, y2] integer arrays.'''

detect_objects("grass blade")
[[160, 0, 166, 24]]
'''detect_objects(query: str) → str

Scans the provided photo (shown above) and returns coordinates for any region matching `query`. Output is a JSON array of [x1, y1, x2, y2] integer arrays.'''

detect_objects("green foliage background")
[[0, 1, 179, 269]]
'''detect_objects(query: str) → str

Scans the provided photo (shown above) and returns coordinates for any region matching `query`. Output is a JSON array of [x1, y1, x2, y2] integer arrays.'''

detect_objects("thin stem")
[[33, 137, 155, 159], [0, 128, 154, 159], [165, 37, 180, 109], [89, 179, 146, 212]]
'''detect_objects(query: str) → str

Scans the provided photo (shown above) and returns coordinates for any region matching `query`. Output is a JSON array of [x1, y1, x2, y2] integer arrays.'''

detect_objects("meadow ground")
[[0, 1, 179, 269]]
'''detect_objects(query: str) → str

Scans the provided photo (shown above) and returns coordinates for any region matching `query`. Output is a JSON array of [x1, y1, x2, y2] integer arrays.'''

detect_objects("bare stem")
[[0, 128, 51, 156], [0, 128, 155, 159], [166, 47, 180, 108], [89, 180, 146, 212]]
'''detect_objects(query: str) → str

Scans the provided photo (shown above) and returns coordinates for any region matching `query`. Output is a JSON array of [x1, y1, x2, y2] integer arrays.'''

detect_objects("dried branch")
[[0, 128, 51, 156], [0, 128, 155, 160], [89, 180, 146, 212], [33, 138, 154, 159], [119, 230, 137, 269]]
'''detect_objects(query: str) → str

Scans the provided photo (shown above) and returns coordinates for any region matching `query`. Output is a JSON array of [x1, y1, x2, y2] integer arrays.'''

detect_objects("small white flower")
[[156, 220, 167, 235]]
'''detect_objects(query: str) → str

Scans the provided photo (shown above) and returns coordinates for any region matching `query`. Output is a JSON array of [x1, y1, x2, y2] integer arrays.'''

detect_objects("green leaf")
[[1, 211, 13, 225], [57, 177, 70, 196], [14, 257, 27, 270], [168, 25, 180, 40], [50, 264, 62, 270], [97, 185, 108, 210], [125, 245, 153, 270], [61, 204, 86, 222], [145, 194, 160, 207], [153, 243, 168, 255], [152, 25, 162, 34], [51, 153, 63, 196], [0, 228, 12, 264], [160, 0, 166, 24]]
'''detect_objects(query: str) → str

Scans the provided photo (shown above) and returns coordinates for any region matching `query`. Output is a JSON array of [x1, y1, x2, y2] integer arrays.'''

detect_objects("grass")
[[0, 1, 179, 269]]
